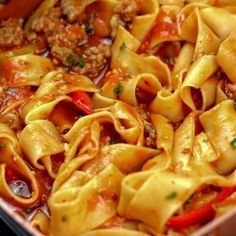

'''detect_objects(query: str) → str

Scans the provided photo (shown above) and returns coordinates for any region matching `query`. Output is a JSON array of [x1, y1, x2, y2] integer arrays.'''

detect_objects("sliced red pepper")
[[70, 91, 93, 115], [0, 0, 43, 20], [167, 186, 236, 229]]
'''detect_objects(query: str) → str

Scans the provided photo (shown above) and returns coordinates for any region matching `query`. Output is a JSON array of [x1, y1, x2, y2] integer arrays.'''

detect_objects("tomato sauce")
[[139, 8, 180, 53]]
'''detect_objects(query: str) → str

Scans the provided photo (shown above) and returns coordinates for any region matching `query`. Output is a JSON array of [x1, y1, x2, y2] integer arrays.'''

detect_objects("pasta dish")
[[1, 0, 236, 235]]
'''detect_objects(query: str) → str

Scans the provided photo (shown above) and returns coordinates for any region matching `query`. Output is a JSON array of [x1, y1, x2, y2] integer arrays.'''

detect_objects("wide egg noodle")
[[22, 71, 99, 125], [96, 73, 162, 107], [217, 31, 236, 83], [142, 114, 173, 171], [131, 0, 159, 42], [19, 120, 64, 178], [2, 1, 236, 236], [171, 112, 196, 171], [0, 124, 39, 205], [180, 55, 219, 110], [64, 101, 145, 161], [0, 55, 53, 87], [147, 5, 182, 49], [199, 100, 236, 174], [111, 26, 171, 87], [49, 164, 124, 236], [30, 210, 50, 235]]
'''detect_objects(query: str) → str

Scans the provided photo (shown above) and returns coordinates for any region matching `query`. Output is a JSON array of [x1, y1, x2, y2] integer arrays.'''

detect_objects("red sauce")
[[135, 87, 156, 104], [139, 8, 180, 53], [6, 167, 32, 199], [48, 101, 79, 129], [191, 87, 203, 110], [0, 87, 33, 113], [5, 166, 53, 213], [51, 152, 65, 174], [100, 123, 123, 145]]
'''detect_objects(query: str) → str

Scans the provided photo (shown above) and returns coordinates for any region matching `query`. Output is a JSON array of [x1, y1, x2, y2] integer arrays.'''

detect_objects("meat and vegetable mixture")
[[0, 0, 117, 78], [2, 0, 236, 236]]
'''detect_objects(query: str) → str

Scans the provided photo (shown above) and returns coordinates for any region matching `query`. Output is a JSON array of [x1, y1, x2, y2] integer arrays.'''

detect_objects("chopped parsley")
[[62, 214, 68, 222], [64, 55, 84, 69], [230, 138, 236, 149], [202, 138, 208, 143], [0, 142, 5, 149], [120, 42, 127, 51], [64, 54, 74, 68], [165, 191, 177, 200], [77, 56, 84, 68], [85, 21, 93, 35], [113, 84, 123, 95]]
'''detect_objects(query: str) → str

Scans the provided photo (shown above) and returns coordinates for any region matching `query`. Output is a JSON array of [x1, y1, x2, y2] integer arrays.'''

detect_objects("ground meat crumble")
[[80, 44, 111, 78], [110, 0, 140, 38], [136, 104, 157, 148], [61, 0, 85, 23], [0, 18, 24, 48]]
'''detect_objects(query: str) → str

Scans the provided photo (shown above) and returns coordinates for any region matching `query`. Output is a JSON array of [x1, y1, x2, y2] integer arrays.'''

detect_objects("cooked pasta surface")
[[1, 0, 236, 235]]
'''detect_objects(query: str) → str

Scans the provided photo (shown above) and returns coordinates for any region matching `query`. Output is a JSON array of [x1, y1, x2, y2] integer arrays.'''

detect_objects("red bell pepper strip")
[[167, 187, 236, 229], [0, 0, 43, 20], [70, 91, 93, 115]]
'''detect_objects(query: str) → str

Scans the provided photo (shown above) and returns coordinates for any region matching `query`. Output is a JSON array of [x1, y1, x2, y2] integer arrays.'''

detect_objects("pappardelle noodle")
[[1, 0, 236, 235]]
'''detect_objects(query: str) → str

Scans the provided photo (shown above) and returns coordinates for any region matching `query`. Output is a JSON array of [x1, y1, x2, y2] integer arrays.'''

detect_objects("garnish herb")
[[202, 138, 208, 143], [77, 56, 84, 68], [64, 54, 74, 68], [113, 84, 123, 95], [120, 42, 127, 51], [85, 21, 93, 35], [62, 214, 68, 222], [165, 191, 177, 200], [0, 142, 5, 149], [230, 138, 236, 149]]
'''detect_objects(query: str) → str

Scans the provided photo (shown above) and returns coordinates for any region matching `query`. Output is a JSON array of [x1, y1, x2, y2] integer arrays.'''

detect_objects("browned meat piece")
[[30, 6, 86, 65], [0, 18, 24, 48], [136, 105, 157, 148], [81, 44, 111, 78], [111, 0, 140, 38], [31, 7, 63, 34], [47, 25, 86, 49], [61, 0, 85, 23], [144, 122, 156, 148], [114, 0, 140, 22], [51, 45, 75, 65]]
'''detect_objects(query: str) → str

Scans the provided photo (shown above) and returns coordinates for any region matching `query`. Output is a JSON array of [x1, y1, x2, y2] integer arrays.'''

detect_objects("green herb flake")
[[202, 138, 208, 143], [77, 56, 84, 68], [113, 84, 123, 95], [165, 191, 177, 200], [120, 42, 127, 51], [64, 54, 74, 68], [62, 214, 68, 222], [230, 138, 236, 149], [0, 142, 5, 149], [85, 21, 93, 35]]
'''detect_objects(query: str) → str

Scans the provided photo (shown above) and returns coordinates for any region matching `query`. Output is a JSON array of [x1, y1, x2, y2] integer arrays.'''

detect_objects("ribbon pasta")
[[1, 0, 236, 236]]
